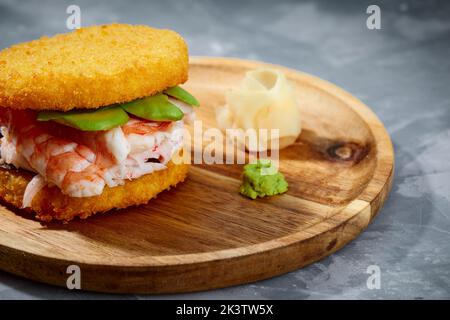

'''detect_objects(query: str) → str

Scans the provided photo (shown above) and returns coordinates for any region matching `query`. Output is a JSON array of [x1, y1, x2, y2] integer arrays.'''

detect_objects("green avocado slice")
[[37, 105, 129, 131], [164, 86, 199, 106], [120, 94, 184, 121]]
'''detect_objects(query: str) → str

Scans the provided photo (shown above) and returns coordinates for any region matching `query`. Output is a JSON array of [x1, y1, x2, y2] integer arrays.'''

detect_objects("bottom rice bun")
[[0, 24, 198, 221], [0, 161, 188, 222]]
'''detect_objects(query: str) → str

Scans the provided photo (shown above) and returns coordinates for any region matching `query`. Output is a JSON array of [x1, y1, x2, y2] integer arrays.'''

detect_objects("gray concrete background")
[[0, 0, 449, 299]]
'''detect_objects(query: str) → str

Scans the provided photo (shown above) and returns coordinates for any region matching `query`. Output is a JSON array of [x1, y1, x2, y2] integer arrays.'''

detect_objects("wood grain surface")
[[0, 57, 394, 294]]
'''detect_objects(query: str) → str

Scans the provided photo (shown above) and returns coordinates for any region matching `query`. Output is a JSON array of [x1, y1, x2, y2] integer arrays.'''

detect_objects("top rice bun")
[[0, 24, 188, 111]]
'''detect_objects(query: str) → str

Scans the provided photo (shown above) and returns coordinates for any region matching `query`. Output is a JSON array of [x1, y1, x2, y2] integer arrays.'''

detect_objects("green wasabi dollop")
[[239, 160, 288, 199]]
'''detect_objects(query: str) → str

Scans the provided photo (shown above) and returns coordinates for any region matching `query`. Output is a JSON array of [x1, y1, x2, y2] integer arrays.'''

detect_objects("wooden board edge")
[[0, 198, 375, 293]]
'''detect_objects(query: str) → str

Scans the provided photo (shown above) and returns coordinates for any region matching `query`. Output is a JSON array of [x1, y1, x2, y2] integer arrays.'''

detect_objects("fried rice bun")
[[0, 24, 188, 111], [0, 161, 188, 222]]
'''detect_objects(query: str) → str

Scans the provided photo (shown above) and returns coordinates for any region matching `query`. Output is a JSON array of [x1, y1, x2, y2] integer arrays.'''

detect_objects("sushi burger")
[[0, 24, 198, 222]]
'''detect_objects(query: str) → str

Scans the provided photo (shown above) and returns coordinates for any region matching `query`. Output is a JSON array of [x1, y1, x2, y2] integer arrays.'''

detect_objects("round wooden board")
[[0, 57, 394, 294]]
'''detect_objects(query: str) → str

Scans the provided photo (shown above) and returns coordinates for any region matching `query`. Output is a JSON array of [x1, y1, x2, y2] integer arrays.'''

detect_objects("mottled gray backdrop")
[[0, 0, 449, 299]]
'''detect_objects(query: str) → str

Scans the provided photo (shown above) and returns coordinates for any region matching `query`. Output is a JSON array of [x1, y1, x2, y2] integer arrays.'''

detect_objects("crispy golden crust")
[[0, 162, 189, 222], [0, 24, 188, 111]]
